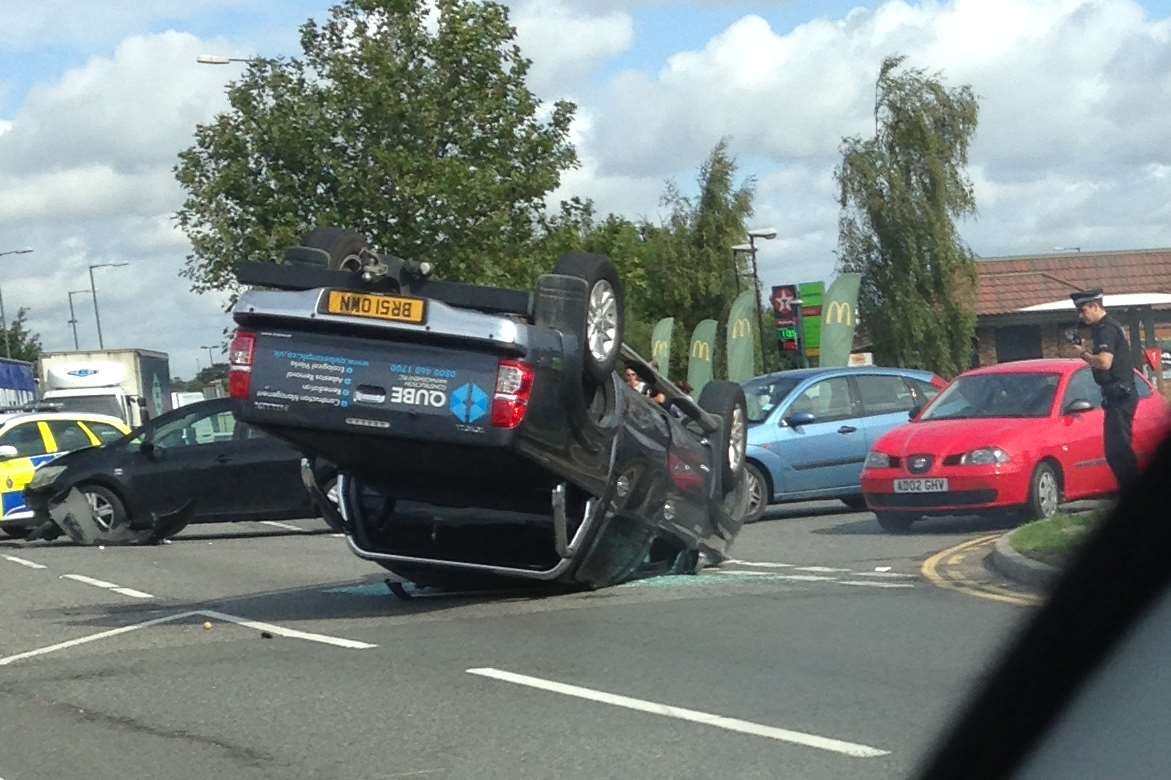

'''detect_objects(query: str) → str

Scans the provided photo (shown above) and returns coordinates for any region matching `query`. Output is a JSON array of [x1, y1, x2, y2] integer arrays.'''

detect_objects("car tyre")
[[1024, 462, 1061, 522], [552, 252, 624, 386], [743, 463, 769, 523], [298, 227, 369, 272], [697, 380, 749, 491], [79, 484, 129, 534], [876, 511, 917, 533]]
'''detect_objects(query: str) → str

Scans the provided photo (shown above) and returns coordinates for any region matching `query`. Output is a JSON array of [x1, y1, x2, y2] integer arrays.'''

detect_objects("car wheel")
[[552, 252, 624, 386], [841, 495, 868, 511], [697, 380, 749, 491], [79, 485, 129, 533], [1025, 462, 1061, 522], [0, 524, 30, 539], [876, 512, 917, 533], [744, 463, 769, 523], [297, 227, 369, 272]]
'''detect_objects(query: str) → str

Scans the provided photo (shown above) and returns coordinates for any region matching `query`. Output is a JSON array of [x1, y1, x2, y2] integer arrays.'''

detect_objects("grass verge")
[[1010, 511, 1100, 567]]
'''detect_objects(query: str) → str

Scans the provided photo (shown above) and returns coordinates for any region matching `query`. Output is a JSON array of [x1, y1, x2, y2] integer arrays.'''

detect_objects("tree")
[[650, 139, 756, 377], [175, 0, 578, 293], [1, 308, 42, 364], [836, 56, 979, 377]]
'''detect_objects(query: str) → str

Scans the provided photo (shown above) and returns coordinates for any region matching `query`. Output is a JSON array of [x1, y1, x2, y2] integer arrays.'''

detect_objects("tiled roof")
[[975, 248, 1171, 316]]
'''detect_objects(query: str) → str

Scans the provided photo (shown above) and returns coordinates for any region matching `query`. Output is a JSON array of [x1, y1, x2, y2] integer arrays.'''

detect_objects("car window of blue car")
[[855, 375, 917, 416], [0, 423, 48, 457], [742, 376, 801, 423], [906, 378, 942, 405], [789, 377, 855, 422]]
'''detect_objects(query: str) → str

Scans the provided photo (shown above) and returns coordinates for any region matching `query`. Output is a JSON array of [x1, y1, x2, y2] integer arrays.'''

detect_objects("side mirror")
[[0, 445, 19, 460], [908, 405, 923, 421], [1064, 399, 1095, 415], [785, 412, 817, 428]]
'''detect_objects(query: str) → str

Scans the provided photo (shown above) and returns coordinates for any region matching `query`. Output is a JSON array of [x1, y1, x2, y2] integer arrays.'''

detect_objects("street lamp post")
[[88, 262, 129, 350], [200, 344, 219, 368], [0, 248, 33, 359], [736, 228, 778, 370], [67, 290, 93, 350]]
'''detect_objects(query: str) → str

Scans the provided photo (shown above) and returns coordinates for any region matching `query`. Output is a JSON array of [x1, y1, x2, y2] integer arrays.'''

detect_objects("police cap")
[[1070, 289, 1104, 308]]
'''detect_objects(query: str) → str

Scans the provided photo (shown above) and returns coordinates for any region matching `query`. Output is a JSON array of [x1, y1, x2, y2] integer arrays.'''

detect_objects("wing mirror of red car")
[[1063, 399, 1095, 415], [908, 404, 923, 422]]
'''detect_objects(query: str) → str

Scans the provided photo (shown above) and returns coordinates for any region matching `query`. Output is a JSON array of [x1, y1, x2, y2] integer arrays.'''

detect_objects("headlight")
[[29, 466, 68, 489], [864, 451, 891, 469], [960, 447, 1011, 465]]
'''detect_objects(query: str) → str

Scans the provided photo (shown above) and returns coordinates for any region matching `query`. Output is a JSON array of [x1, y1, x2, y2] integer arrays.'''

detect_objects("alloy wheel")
[[586, 280, 619, 364]]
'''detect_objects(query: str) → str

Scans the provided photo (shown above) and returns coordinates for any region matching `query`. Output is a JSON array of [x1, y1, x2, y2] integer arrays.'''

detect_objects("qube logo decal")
[[449, 383, 489, 424], [67, 368, 98, 377]]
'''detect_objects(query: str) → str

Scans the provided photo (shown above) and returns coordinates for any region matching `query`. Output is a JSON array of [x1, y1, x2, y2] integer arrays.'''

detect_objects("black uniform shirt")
[[1089, 315, 1135, 390]]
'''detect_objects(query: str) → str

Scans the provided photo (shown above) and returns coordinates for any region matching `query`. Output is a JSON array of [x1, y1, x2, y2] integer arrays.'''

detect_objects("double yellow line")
[[921, 534, 1043, 607]]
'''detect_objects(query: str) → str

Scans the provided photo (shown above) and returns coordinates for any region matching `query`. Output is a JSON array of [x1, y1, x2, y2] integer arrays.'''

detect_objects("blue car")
[[742, 367, 946, 522]]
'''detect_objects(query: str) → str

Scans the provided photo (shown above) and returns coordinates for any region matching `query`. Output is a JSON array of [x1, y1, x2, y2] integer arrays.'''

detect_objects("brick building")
[[973, 248, 1171, 368]]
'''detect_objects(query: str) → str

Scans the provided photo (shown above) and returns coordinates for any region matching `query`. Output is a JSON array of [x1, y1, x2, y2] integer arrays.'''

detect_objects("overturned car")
[[229, 229, 749, 588]]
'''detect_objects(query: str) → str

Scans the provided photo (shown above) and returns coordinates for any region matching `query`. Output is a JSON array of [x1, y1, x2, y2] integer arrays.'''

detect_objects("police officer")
[[1070, 289, 1139, 490]]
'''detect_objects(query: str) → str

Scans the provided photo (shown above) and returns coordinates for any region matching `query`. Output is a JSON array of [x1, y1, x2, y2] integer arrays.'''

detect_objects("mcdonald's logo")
[[691, 341, 711, 361], [730, 318, 752, 339], [824, 301, 854, 326], [652, 340, 669, 359]]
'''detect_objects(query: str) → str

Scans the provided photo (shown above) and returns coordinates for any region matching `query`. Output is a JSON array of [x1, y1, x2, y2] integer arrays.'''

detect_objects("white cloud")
[[0, 1, 261, 51], [564, 0, 1171, 289], [0, 29, 241, 377], [510, 0, 635, 96]]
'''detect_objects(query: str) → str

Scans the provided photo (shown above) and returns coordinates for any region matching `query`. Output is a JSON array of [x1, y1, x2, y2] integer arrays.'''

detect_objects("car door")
[[777, 376, 868, 493], [852, 374, 920, 455], [121, 402, 236, 521], [0, 421, 54, 519], [202, 420, 308, 520], [1057, 368, 1110, 498]]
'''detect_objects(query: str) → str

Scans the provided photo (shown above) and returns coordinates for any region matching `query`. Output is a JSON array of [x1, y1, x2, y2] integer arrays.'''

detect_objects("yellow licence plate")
[[323, 291, 426, 324]]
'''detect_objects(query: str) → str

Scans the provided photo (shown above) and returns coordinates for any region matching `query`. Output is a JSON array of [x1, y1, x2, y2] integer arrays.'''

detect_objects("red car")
[[862, 359, 1171, 532]]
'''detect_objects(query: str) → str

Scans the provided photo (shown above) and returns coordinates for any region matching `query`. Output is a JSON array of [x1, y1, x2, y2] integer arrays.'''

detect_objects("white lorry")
[[37, 349, 172, 428]]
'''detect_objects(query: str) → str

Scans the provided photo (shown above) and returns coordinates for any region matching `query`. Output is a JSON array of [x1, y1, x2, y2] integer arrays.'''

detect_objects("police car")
[[0, 407, 130, 538]]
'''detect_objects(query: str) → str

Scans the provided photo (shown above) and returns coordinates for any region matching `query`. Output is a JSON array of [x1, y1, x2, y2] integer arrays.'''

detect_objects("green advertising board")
[[798, 281, 825, 364]]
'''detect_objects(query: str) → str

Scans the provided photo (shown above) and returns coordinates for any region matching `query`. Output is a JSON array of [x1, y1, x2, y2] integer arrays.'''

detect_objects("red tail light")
[[491, 359, 535, 429], [668, 451, 705, 493], [227, 330, 256, 400]]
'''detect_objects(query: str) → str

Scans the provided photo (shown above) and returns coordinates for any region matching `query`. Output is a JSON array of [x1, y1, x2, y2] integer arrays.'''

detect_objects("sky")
[[2, 0, 1171, 379]]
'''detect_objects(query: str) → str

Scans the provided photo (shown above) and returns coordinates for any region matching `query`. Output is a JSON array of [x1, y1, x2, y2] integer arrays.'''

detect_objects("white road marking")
[[724, 560, 794, 568], [198, 610, 377, 649], [838, 580, 915, 589], [258, 521, 305, 532], [3, 554, 47, 570], [848, 571, 917, 579], [0, 609, 377, 666], [709, 571, 844, 583], [61, 574, 154, 599], [466, 667, 890, 758], [110, 587, 155, 599], [792, 566, 852, 573], [0, 611, 202, 666]]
